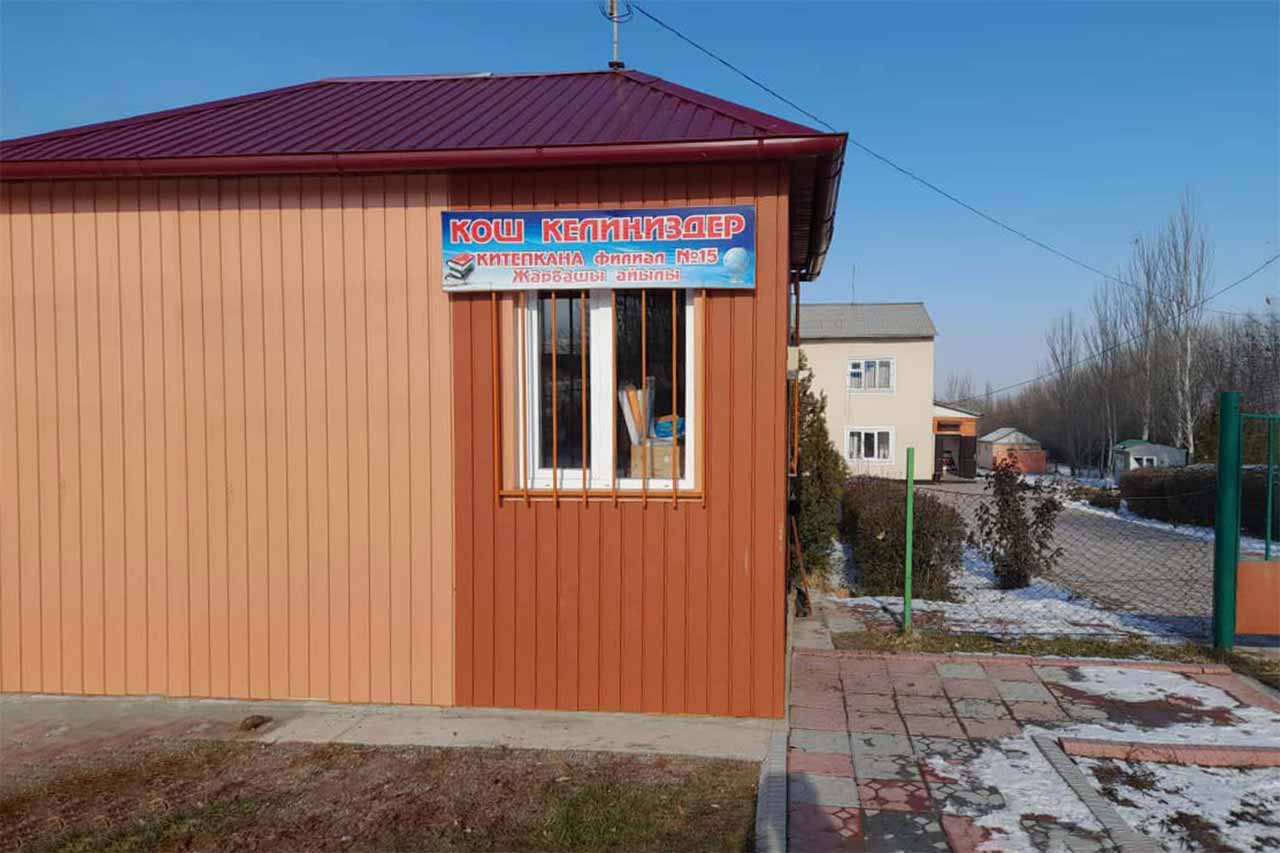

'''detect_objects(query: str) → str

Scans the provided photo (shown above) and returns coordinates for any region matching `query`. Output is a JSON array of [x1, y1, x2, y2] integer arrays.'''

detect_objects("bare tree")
[[1122, 233, 1164, 441], [1157, 192, 1211, 455], [943, 370, 977, 407], [1086, 282, 1126, 473], [1045, 311, 1090, 472]]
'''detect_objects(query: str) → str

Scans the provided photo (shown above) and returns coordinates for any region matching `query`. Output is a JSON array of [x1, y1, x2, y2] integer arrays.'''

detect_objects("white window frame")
[[1133, 455, 1157, 469], [519, 291, 697, 492], [846, 357, 895, 393], [846, 426, 895, 464]]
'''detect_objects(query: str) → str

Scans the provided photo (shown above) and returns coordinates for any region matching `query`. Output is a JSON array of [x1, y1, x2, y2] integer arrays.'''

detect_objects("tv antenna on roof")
[[599, 0, 633, 69], [850, 265, 857, 304]]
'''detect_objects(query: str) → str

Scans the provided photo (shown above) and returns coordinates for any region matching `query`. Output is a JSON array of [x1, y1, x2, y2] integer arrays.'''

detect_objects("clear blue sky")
[[3, 1, 1276, 389]]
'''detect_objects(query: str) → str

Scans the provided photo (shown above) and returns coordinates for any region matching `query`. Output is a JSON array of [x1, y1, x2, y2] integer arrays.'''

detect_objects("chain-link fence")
[[839, 478, 1235, 641]]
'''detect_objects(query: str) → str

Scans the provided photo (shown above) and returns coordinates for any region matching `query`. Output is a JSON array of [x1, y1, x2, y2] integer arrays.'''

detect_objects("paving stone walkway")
[[784, 635, 1280, 852]]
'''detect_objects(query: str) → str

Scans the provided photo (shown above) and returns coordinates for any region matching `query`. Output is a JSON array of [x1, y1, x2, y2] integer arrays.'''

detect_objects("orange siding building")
[[0, 176, 455, 705], [1, 70, 845, 718]]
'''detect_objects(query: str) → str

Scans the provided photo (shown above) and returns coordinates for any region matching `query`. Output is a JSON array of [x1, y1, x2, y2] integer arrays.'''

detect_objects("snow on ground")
[[937, 739, 1106, 849], [1068, 499, 1268, 555], [925, 667, 1280, 850], [1074, 758, 1280, 851], [834, 547, 1189, 640], [1044, 666, 1280, 747]]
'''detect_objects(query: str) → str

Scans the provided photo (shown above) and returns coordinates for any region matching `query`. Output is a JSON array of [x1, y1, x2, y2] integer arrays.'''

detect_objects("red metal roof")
[[0, 69, 845, 278], [1, 70, 824, 161]]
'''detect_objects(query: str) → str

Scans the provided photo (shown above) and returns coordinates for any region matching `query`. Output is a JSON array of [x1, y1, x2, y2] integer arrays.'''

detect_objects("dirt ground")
[[1, 734, 757, 852]]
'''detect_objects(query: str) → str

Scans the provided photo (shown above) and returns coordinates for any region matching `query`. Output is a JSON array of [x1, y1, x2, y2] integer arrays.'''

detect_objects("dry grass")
[[830, 629, 1280, 690], [1, 739, 756, 852]]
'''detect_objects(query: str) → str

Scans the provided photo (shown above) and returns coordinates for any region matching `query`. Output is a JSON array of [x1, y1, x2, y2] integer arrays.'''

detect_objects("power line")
[[631, 3, 1276, 309], [631, 4, 835, 134]]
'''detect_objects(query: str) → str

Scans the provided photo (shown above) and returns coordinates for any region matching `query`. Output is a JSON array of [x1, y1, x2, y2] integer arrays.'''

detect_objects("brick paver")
[[958, 718, 1023, 740], [846, 711, 907, 735], [788, 804, 862, 850], [903, 714, 966, 738], [789, 772, 861, 808], [788, 751, 855, 776], [791, 706, 848, 732], [857, 778, 932, 812], [787, 647, 1280, 851], [941, 814, 999, 853], [941, 677, 1001, 700]]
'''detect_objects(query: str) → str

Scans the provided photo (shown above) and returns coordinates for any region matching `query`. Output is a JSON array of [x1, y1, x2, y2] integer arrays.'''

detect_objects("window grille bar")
[[641, 289, 649, 507], [792, 378, 800, 475], [551, 291, 559, 506], [701, 289, 708, 508], [672, 288, 679, 506], [580, 289, 588, 503], [519, 291, 529, 504], [611, 290, 618, 507], [491, 292, 500, 503]]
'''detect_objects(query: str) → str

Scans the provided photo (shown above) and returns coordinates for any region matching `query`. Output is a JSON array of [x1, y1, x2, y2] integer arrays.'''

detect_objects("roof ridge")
[[618, 70, 822, 135], [1, 78, 334, 148], [800, 301, 927, 307], [318, 69, 619, 83]]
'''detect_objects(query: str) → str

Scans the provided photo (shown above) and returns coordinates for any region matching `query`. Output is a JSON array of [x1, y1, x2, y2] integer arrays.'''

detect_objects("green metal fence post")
[[904, 446, 915, 634], [1213, 391, 1242, 650]]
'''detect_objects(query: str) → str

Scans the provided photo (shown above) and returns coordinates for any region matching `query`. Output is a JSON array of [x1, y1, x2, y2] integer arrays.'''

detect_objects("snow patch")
[[834, 547, 1189, 640], [1075, 758, 1280, 851], [1062, 665, 1238, 707]]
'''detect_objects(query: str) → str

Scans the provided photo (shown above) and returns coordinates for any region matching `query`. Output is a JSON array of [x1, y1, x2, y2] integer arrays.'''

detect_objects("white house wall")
[[802, 337, 935, 480]]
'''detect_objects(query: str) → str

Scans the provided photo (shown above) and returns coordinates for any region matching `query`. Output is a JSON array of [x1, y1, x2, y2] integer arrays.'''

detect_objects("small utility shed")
[[932, 402, 980, 479], [0, 69, 846, 719], [977, 427, 1046, 474], [1111, 439, 1188, 476]]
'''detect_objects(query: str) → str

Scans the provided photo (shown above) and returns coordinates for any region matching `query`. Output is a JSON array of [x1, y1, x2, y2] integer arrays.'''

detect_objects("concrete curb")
[[1032, 735, 1162, 853], [754, 728, 788, 853], [795, 648, 1233, 675]]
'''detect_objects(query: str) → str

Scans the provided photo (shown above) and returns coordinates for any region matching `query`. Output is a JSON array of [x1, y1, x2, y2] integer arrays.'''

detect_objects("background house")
[[977, 427, 1047, 474], [798, 302, 936, 480], [1111, 439, 1188, 477]]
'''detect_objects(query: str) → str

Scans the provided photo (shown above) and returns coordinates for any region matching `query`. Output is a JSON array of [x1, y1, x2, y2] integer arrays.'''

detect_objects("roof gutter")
[[0, 134, 844, 181], [797, 135, 847, 282]]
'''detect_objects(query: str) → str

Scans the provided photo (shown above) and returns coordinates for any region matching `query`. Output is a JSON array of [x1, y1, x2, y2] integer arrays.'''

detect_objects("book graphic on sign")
[[446, 252, 476, 281]]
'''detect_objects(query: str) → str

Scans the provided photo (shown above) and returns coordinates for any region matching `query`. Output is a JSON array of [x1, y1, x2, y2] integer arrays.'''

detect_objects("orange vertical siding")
[[450, 163, 791, 718], [0, 175, 454, 705]]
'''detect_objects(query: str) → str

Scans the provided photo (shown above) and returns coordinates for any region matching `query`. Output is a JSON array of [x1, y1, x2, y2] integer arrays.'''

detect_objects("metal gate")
[[1212, 391, 1280, 648]]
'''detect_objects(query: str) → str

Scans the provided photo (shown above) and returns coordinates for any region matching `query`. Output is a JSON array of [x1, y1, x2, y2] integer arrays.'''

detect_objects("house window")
[[521, 289, 696, 492], [847, 358, 894, 392], [1134, 456, 1157, 468], [847, 427, 893, 463]]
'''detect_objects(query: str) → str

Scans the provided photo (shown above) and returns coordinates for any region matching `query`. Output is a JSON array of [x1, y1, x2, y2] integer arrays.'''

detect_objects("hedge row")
[[1118, 465, 1276, 537], [839, 477, 965, 601]]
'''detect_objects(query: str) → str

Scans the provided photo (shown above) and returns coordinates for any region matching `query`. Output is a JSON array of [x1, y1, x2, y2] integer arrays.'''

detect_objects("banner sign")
[[442, 204, 755, 292]]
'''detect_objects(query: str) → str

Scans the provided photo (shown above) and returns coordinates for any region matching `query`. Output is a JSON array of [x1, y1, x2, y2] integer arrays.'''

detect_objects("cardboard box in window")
[[629, 440, 684, 480]]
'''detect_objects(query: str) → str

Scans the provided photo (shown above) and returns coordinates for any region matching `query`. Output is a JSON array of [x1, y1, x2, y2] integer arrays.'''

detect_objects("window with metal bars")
[[512, 289, 698, 497]]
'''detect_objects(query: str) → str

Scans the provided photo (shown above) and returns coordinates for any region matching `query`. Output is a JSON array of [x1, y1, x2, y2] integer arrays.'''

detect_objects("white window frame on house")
[[519, 291, 698, 493], [846, 426, 895, 464], [847, 357, 895, 393], [1133, 455, 1157, 469]]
